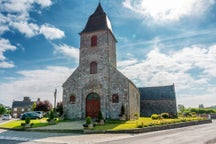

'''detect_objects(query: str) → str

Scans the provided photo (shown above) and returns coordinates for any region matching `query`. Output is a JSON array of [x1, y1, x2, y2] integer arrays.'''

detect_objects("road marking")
[[0, 136, 33, 142]]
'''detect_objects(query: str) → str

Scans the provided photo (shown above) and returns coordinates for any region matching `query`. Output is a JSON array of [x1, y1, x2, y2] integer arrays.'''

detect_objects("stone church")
[[62, 3, 177, 120], [62, 3, 140, 120]]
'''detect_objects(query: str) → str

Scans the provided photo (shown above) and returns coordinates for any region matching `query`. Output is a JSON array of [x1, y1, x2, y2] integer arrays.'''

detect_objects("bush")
[[83, 123, 88, 128], [151, 114, 159, 120], [120, 104, 125, 116], [86, 116, 92, 125], [183, 111, 192, 117], [97, 111, 103, 120], [161, 113, 169, 118], [190, 108, 216, 114], [137, 122, 144, 128], [191, 112, 196, 117], [25, 117, 31, 124], [49, 110, 54, 120]]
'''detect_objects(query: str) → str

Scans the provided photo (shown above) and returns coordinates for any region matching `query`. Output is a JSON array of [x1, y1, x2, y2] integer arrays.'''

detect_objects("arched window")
[[90, 62, 97, 74], [112, 94, 119, 103], [70, 95, 76, 104], [91, 35, 97, 46]]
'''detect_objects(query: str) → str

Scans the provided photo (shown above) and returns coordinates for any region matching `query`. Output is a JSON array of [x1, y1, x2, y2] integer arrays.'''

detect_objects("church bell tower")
[[79, 3, 117, 68]]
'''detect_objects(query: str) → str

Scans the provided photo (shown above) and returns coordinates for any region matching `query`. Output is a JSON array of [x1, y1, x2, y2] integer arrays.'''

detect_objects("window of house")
[[13, 113, 17, 118], [91, 35, 97, 46], [70, 95, 76, 104], [112, 94, 119, 103], [90, 62, 97, 74]]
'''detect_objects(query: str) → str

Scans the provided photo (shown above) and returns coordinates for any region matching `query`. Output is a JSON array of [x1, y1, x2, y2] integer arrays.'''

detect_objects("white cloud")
[[1, 0, 52, 13], [0, 66, 74, 106], [40, 24, 65, 40], [0, 13, 9, 34], [0, 38, 16, 68], [11, 22, 39, 37], [178, 92, 216, 108], [35, 0, 53, 8], [0, 61, 15, 68], [118, 44, 216, 107], [0, 38, 16, 60], [118, 58, 138, 67], [53, 44, 79, 61], [122, 0, 215, 22], [0, 0, 64, 40]]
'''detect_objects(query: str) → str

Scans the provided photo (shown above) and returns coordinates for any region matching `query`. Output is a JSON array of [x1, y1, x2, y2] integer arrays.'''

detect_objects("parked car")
[[35, 111, 43, 118], [2, 114, 12, 120], [20, 112, 42, 120]]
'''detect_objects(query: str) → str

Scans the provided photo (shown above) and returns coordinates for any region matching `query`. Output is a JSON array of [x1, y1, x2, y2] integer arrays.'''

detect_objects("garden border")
[[84, 119, 212, 134]]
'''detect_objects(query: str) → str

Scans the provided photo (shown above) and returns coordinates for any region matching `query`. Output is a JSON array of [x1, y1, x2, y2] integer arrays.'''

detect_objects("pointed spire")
[[80, 3, 111, 34], [92, 2, 105, 16]]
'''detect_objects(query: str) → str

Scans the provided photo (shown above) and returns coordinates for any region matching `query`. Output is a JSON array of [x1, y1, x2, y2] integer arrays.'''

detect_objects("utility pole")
[[54, 88, 57, 111]]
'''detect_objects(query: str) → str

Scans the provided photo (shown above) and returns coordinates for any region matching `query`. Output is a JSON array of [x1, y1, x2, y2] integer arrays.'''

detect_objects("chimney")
[[23, 97, 31, 102]]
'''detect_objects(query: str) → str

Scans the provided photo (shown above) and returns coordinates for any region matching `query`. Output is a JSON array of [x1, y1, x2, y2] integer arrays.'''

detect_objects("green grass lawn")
[[94, 117, 205, 130], [0, 118, 49, 129], [0, 117, 206, 131]]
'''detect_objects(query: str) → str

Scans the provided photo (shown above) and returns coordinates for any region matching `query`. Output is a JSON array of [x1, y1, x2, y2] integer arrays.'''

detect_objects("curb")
[[26, 128, 83, 133], [84, 119, 212, 134]]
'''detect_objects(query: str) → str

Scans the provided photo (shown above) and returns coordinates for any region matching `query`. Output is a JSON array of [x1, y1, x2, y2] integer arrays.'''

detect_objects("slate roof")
[[80, 3, 112, 34], [139, 84, 176, 100], [12, 101, 34, 108]]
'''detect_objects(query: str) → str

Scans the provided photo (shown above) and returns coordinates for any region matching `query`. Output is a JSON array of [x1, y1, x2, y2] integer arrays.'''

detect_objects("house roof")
[[12, 101, 34, 108], [139, 84, 176, 100], [80, 3, 113, 34]]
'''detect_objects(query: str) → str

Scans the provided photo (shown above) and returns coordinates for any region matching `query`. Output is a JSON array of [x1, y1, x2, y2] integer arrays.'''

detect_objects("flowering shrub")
[[151, 114, 159, 120]]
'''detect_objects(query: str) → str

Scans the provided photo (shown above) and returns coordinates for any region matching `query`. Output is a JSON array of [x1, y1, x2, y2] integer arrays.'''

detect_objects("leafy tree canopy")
[[34, 100, 52, 112]]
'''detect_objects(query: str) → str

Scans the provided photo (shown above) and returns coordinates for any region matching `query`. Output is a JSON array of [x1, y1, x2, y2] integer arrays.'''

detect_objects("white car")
[[2, 114, 12, 120]]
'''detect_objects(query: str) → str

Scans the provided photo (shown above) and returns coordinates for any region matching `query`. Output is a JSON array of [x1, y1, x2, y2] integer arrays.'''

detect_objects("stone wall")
[[128, 81, 140, 120], [109, 66, 128, 119], [140, 100, 177, 117]]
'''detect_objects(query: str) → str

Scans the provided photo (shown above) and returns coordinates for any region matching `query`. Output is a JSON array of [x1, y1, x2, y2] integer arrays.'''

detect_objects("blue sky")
[[0, 0, 216, 108]]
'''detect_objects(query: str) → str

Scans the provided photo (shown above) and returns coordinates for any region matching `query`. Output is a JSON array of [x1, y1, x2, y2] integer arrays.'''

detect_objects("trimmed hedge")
[[161, 113, 169, 118], [151, 114, 159, 120]]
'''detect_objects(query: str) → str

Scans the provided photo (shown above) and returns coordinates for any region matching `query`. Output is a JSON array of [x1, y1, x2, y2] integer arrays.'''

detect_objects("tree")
[[56, 102, 63, 116], [199, 104, 204, 108], [31, 102, 36, 111], [35, 100, 52, 112], [178, 104, 185, 113], [0, 105, 6, 115]]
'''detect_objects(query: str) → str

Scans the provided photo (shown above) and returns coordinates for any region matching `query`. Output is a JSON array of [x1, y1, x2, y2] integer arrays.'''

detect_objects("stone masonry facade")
[[62, 3, 140, 120]]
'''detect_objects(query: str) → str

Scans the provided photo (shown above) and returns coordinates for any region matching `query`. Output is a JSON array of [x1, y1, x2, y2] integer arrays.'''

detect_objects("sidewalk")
[[29, 120, 84, 132]]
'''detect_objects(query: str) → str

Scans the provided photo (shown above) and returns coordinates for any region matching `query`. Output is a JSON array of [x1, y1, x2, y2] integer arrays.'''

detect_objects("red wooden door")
[[86, 93, 100, 118]]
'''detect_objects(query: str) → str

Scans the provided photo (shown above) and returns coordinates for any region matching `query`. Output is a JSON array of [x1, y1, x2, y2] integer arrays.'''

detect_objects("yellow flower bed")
[[111, 117, 204, 130], [0, 118, 48, 129]]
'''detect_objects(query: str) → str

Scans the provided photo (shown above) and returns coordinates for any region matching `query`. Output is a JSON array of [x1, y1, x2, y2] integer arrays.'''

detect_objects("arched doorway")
[[86, 93, 100, 118]]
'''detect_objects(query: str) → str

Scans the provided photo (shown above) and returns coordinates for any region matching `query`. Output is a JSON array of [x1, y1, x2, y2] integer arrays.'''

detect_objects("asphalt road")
[[99, 120, 216, 144], [0, 120, 215, 144], [0, 139, 25, 144], [0, 120, 4, 124]]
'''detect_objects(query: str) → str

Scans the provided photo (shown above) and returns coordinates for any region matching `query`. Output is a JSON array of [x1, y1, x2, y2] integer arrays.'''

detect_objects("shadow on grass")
[[94, 119, 126, 130]]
